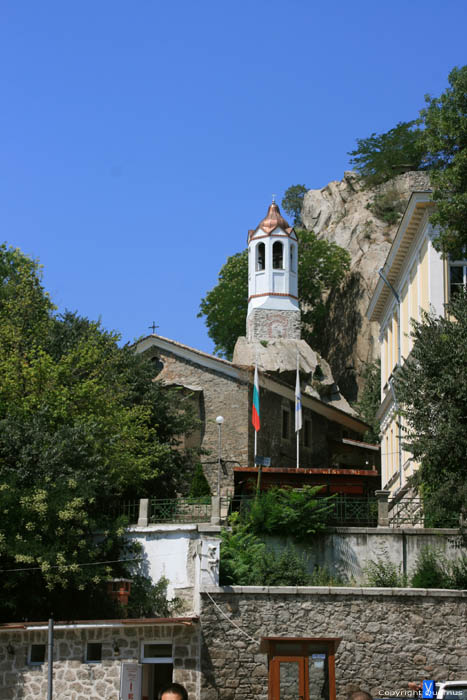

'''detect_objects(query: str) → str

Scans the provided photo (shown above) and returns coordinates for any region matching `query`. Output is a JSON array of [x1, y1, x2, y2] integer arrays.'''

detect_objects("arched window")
[[256, 242, 265, 271], [273, 241, 283, 269]]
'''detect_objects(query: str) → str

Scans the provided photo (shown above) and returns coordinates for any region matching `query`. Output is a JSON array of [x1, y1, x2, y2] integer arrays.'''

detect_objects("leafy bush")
[[367, 188, 407, 224], [364, 548, 407, 587], [309, 565, 346, 586], [126, 575, 184, 618], [248, 486, 335, 540], [411, 547, 450, 589], [189, 463, 211, 498], [219, 514, 312, 586]]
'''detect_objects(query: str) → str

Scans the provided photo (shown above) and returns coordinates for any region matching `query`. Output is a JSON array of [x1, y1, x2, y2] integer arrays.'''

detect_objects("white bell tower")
[[246, 199, 300, 341]]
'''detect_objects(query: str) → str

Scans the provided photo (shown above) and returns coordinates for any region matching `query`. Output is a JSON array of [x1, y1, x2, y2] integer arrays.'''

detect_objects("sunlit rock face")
[[301, 170, 431, 402]]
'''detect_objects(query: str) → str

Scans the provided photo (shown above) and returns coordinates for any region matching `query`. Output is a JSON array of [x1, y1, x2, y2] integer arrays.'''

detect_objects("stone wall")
[[0, 621, 199, 700], [247, 308, 301, 341], [155, 347, 250, 495], [200, 587, 467, 700]]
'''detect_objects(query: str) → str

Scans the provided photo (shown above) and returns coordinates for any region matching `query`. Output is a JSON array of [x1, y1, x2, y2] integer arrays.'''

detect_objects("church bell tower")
[[246, 199, 300, 341]]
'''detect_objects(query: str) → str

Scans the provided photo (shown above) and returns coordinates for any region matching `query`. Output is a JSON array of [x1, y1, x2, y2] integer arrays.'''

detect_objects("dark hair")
[[159, 682, 188, 700], [348, 691, 373, 700]]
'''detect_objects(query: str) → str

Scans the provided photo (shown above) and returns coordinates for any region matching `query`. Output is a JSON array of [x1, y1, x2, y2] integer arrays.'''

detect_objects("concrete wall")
[[127, 523, 221, 612], [200, 586, 467, 700], [265, 527, 465, 583]]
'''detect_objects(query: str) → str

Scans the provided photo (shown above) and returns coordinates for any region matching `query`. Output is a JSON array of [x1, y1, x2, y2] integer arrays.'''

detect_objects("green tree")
[[354, 360, 381, 444], [394, 293, 467, 525], [0, 245, 196, 621], [198, 232, 350, 359], [348, 120, 427, 187], [282, 184, 308, 226], [198, 250, 247, 359], [421, 65, 467, 258]]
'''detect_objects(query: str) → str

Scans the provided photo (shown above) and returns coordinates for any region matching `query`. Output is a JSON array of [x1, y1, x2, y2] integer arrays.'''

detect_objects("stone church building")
[[137, 201, 379, 497]]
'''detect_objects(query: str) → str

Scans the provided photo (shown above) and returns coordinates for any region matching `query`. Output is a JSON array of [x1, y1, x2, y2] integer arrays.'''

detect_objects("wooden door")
[[269, 656, 308, 700]]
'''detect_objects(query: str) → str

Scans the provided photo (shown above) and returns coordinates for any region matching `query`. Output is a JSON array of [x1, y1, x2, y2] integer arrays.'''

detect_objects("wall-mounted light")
[[7, 644, 14, 655], [112, 640, 120, 655]]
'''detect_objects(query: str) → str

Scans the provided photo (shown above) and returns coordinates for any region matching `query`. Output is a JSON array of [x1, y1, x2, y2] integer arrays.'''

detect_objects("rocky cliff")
[[301, 170, 431, 402]]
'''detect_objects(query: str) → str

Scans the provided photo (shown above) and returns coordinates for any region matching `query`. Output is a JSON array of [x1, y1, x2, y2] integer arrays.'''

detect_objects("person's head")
[[348, 691, 372, 700], [159, 682, 188, 700]]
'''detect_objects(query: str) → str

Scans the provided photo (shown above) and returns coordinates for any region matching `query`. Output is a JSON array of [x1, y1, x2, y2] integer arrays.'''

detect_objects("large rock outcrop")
[[301, 170, 431, 402], [233, 336, 356, 415]]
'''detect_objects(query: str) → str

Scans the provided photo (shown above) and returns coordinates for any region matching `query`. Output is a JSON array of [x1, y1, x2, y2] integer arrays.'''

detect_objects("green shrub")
[[367, 188, 406, 224], [411, 547, 449, 588], [364, 549, 407, 587], [450, 555, 467, 589], [219, 514, 312, 586], [127, 575, 184, 618], [189, 463, 211, 498], [248, 486, 335, 540], [309, 565, 346, 586], [258, 547, 311, 586]]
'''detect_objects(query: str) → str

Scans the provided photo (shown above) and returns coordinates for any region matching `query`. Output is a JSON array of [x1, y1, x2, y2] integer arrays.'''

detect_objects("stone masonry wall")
[[200, 587, 467, 700], [155, 348, 250, 496], [247, 308, 301, 342], [0, 622, 200, 700]]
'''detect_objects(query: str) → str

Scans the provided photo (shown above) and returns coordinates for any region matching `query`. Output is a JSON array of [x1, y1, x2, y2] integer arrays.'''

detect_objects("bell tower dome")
[[246, 199, 300, 341]]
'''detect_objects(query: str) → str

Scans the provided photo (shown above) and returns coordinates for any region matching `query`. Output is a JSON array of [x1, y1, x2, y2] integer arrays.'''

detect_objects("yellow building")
[[367, 191, 467, 499]]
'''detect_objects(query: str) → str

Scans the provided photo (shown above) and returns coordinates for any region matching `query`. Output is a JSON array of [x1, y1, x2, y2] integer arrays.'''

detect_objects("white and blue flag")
[[295, 357, 302, 433]]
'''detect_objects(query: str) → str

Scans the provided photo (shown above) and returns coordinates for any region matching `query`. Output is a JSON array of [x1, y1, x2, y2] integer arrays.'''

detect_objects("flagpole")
[[295, 350, 302, 469]]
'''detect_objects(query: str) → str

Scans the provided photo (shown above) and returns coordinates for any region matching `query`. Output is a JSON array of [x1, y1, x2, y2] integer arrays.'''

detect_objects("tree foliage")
[[0, 244, 196, 621], [421, 65, 467, 257], [219, 514, 311, 586], [198, 250, 248, 358], [198, 231, 350, 359], [247, 486, 335, 539], [348, 120, 427, 187], [354, 360, 381, 444], [394, 293, 467, 525], [281, 184, 308, 226]]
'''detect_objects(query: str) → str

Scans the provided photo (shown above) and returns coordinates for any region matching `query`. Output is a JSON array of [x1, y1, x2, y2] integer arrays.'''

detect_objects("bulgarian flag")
[[252, 364, 260, 432]]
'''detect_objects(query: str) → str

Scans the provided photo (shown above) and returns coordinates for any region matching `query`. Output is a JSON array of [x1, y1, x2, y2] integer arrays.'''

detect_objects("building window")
[[256, 242, 266, 271], [304, 419, 312, 448], [282, 409, 290, 440], [29, 644, 46, 665], [273, 241, 284, 269], [290, 245, 295, 272], [86, 642, 102, 663], [261, 637, 341, 700], [449, 262, 467, 299]]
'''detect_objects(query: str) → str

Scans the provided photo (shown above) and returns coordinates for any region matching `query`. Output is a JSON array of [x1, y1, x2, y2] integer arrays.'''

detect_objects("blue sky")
[[1, 0, 466, 352]]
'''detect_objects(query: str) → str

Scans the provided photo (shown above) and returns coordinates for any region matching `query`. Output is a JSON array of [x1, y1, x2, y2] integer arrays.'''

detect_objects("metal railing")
[[225, 494, 378, 527], [106, 499, 140, 524], [330, 496, 378, 526], [149, 497, 212, 524], [388, 498, 460, 528]]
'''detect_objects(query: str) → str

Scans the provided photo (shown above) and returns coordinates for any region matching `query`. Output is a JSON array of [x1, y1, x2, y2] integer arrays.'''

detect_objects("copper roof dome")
[[249, 202, 293, 239]]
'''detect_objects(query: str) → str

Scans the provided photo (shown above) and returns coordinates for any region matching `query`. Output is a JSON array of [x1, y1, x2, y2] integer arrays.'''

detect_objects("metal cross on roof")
[[148, 321, 159, 334]]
